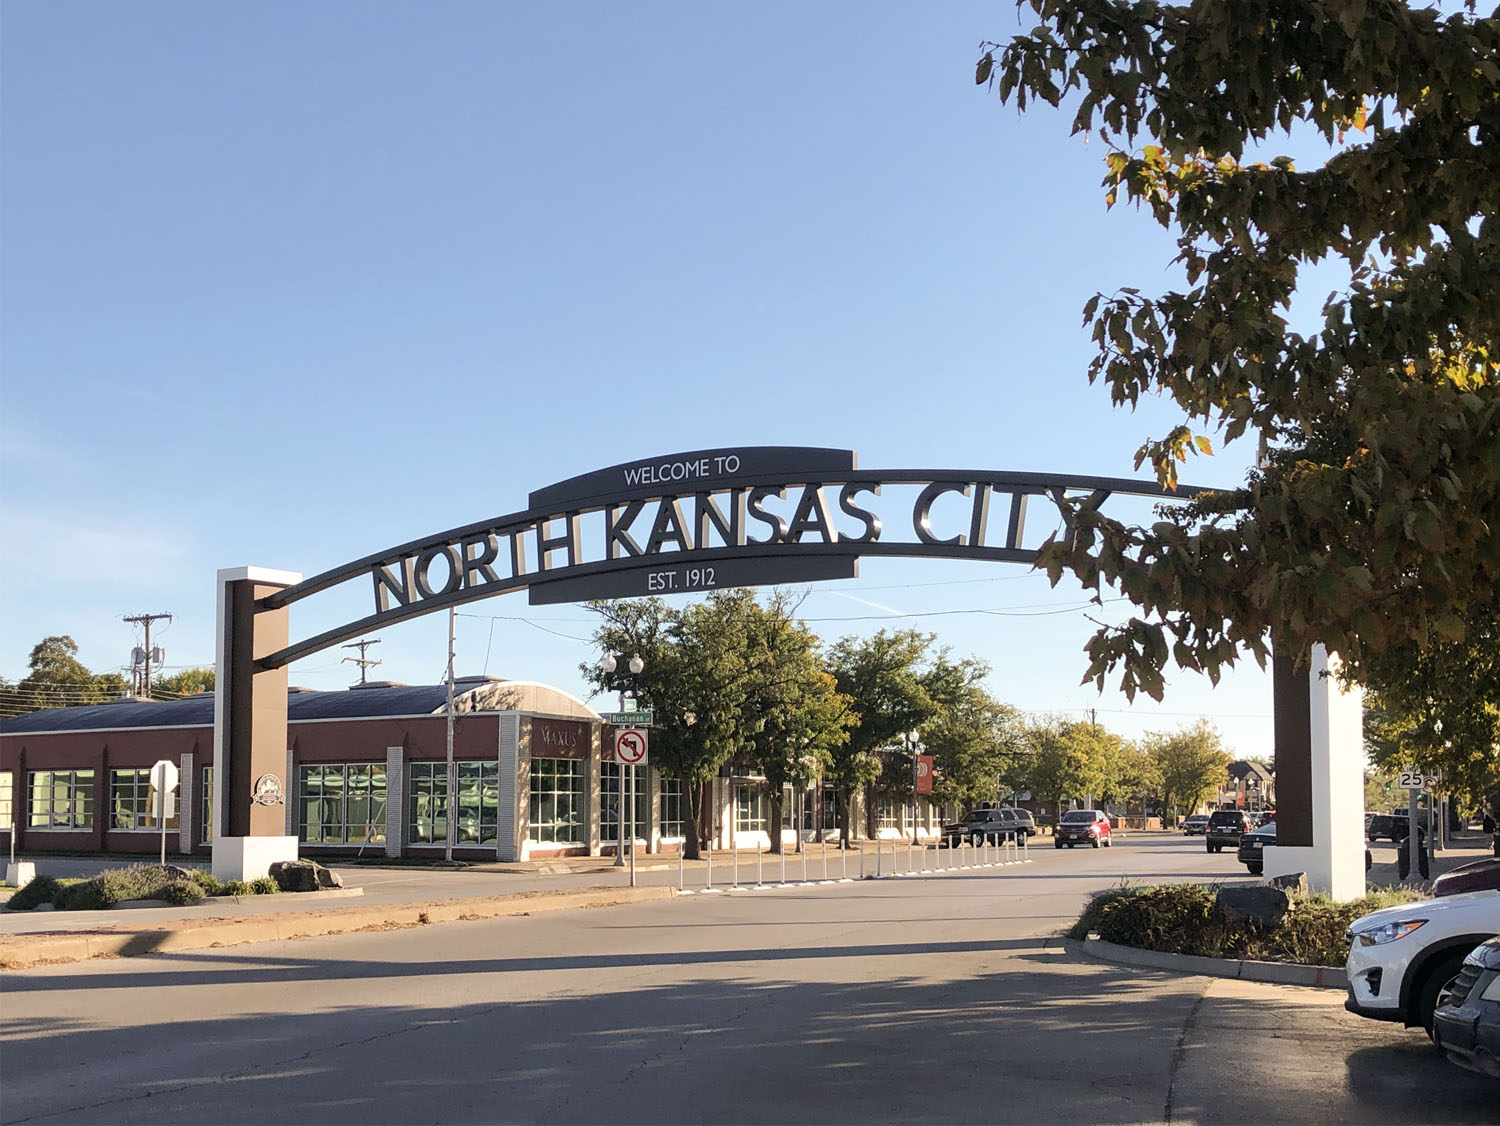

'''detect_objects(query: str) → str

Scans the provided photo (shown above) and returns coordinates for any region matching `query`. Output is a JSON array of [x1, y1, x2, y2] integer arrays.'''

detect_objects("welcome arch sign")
[[213, 445, 1201, 878]]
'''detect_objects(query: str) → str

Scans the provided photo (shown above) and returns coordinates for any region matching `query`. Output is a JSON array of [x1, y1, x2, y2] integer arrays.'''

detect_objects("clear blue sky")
[[2, 1, 1285, 753]]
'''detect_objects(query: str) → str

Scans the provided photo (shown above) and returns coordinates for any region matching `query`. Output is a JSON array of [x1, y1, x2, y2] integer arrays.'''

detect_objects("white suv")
[[1345, 889, 1500, 1036]]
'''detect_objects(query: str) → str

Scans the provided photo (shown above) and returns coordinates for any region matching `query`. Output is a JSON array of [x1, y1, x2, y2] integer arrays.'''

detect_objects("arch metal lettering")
[[255, 446, 1205, 669]]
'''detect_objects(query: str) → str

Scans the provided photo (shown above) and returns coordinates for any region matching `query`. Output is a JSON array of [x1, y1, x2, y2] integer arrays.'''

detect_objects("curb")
[[1062, 936, 1348, 990], [0, 885, 676, 970]]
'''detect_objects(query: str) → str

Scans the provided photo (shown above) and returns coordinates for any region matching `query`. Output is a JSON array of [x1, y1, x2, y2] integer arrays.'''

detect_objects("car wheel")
[[1415, 950, 1470, 1039], [1067, 842, 1075, 849], [1091, 837, 1100, 848], [1054, 840, 1062, 849], [1103, 836, 1112, 847], [1247, 863, 1262, 875]]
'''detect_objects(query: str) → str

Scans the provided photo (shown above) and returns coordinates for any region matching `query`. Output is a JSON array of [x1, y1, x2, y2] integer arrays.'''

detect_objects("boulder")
[[268, 859, 343, 893], [1216, 884, 1292, 929], [1267, 871, 1308, 896]]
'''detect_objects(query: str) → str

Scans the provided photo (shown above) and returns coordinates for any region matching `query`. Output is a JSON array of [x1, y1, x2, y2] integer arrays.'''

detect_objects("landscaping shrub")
[[53, 876, 123, 911], [250, 876, 279, 895], [157, 880, 205, 906], [1073, 882, 1433, 967], [221, 880, 254, 896], [190, 870, 223, 895], [6, 875, 61, 911], [1066, 882, 1147, 940]]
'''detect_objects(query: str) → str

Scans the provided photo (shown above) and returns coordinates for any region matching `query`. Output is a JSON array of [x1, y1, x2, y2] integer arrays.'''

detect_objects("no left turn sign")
[[615, 727, 649, 765]]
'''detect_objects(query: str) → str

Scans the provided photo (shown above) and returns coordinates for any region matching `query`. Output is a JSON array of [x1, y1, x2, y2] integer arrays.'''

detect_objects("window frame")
[[109, 767, 180, 832], [528, 757, 585, 845], [27, 769, 96, 830]]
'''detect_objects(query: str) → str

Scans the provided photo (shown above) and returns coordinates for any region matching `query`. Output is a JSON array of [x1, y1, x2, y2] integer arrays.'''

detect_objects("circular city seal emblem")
[[252, 773, 285, 806]]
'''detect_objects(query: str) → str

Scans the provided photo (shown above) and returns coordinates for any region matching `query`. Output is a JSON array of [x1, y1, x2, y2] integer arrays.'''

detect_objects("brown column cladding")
[[1272, 648, 1313, 848], [225, 580, 291, 838]]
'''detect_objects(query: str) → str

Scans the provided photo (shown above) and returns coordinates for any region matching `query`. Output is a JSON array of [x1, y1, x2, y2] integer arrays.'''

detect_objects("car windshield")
[[1060, 811, 1096, 823]]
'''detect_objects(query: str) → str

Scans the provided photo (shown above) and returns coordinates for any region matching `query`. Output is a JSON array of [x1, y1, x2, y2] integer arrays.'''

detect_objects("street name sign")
[[604, 710, 654, 727]]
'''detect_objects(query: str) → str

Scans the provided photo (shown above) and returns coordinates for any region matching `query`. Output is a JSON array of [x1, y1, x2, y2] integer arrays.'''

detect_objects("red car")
[[1055, 809, 1112, 848]]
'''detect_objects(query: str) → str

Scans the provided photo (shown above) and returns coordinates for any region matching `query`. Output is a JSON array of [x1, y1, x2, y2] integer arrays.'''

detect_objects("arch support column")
[[1264, 644, 1366, 900], [212, 566, 302, 881]]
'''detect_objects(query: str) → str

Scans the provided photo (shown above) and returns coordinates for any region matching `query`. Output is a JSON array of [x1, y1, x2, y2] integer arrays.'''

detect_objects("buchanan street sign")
[[256, 446, 1203, 668]]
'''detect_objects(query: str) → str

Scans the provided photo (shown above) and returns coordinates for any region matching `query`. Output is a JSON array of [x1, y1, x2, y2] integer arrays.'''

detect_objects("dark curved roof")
[[1, 685, 461, 735]]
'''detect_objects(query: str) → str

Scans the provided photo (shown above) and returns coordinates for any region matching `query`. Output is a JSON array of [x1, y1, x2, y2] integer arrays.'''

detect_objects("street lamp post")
[[601, 653, 644, 882]]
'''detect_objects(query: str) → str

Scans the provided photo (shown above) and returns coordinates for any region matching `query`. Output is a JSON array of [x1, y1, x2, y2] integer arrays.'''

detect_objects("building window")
[[0, 772, 13, 830], [405, 762, 497, 846], [734, 783, 768, 834], [659, 775, 683, 839], [528, 757, 584, 844], [202, 766, 213, 843], [601, 762, 648, 844], [28, 770, 95, 830], [300, 764, 387, 845], [454, 762, 499, 846], [408, 762, 449, 845], [876, 797, 899, 831], [109, 768, 180, 831]]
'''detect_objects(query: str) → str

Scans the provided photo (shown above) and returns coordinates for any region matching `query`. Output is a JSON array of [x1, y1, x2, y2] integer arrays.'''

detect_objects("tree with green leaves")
[[583, 596, 745, 860], [2, 636, 126, 716], [1020, 717, 1114, 822], [1144, 719, 1233, 824], [152, 667, 216, 698], [825, 629, 941, 845], [979, 2, 1499, 708], [1362, 621, 1499, 812], [922, 658, 1021, 811], [735, 593, 853, 853]]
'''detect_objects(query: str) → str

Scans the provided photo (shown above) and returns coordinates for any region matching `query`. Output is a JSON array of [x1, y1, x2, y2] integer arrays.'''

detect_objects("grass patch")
[[1072, 881, 1429, 967]]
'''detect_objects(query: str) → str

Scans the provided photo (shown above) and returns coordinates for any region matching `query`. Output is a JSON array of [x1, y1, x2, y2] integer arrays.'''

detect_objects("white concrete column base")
[[5, 861, 36, 888], [212, 836, 299, 881], [1263, 844, 1365, 902]]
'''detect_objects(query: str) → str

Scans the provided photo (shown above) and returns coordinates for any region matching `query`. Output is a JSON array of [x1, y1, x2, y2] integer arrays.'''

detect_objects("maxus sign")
[[255, 447, 1200, 669]]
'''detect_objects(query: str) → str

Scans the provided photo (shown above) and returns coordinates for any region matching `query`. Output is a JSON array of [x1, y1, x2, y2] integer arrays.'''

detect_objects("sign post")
[[1399, 767, 1437, 881], [150, 759, 179, 866], [614, 729, 649, 886]]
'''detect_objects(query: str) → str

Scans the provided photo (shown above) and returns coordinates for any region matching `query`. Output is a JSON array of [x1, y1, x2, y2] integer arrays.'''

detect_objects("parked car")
[[1054, 809, 1112, 849], [1367, 812, 1411, 843], [1182, 814, 1210, 836], [1206, 809, 1251, 853], [1434, 858, 1500, 898], [939, 807, 1034, 847], [1345, 888, 1500, 1036], [1431, 936, 1500, 1078], [1238, 822, 1275, 875]]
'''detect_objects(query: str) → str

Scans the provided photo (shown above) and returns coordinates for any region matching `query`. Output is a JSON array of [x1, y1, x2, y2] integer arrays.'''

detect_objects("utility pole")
[[341, 638, 382, 685], [123, 612, 172, 698]]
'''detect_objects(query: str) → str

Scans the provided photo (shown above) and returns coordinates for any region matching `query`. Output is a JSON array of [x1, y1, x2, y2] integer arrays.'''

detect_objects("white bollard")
[[781, 846, 788, 885], [823, 840, 829, 881], [706, 845, 713, 889], [757, 846, 764, 888], [678, 850, 685, 891], [733, 845, 740, 890]]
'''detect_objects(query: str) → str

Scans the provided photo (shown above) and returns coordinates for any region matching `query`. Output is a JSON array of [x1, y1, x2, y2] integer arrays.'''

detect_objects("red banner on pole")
[[916, 754, 934, 794]]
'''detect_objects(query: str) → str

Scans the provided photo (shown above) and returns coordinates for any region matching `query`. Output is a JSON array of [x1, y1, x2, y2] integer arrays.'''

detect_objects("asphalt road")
[[2, 835, 1494, 1125]]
